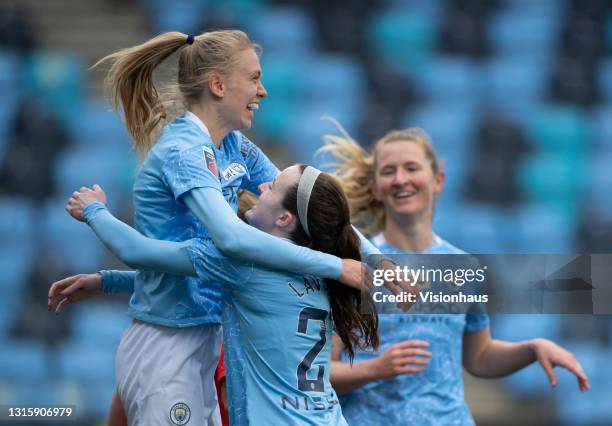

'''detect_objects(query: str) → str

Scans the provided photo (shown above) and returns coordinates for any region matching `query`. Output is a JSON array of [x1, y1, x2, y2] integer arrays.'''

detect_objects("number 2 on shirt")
[[296, 307, 327, 392]]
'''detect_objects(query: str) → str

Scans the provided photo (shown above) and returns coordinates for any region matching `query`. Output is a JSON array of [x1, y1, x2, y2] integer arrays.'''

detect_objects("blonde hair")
[[319, 118, 441, 236], [93, 30, 260, 159]]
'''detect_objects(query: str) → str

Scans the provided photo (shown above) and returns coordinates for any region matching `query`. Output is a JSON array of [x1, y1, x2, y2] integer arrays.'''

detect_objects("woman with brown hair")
[[57, 164, 379, 425]]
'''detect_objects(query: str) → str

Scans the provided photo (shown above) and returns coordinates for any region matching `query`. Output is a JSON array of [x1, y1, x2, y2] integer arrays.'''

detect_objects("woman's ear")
[[276, 210, 296, 229], [208, 72, 225, 98]]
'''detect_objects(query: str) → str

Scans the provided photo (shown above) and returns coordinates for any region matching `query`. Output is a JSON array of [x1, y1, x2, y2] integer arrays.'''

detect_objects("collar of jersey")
[[184, 111, 211, 138], [373, 232, 443, 254]]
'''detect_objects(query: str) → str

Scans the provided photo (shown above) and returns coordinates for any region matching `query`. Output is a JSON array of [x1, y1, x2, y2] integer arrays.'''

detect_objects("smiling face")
[[372, 139, 444, 222], [218, 48, 267, 131], [244, 165, 302, 234]]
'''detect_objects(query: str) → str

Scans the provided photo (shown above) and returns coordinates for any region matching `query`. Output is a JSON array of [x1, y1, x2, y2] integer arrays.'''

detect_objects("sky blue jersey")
[[186, 239, 348, 426], [128, 113, 278, 327], [340, 234, 490, 426]]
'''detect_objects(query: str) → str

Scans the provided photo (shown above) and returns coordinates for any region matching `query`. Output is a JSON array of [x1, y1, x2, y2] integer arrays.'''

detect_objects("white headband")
[[296, 166, 321, 238]]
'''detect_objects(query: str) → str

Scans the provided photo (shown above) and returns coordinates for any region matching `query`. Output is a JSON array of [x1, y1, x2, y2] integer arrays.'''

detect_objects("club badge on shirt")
[[202, 146, 220, 180], [222, 162, 247, 181]]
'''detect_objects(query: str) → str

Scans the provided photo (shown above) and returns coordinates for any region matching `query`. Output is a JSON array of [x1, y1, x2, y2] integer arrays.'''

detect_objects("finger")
[[558, 360, 590, 391], [395, 357, 429, 366], [80, 186, 90, 193], [395, 366, 425, 375], [48, 276, 78, 298], [93, 184, 102, 191], [540, 359, 557, 387], [60, 279, 86, 297], [54, 297, 71, 315], [395, 340, 430, 349], [401, 349, 432, 358]]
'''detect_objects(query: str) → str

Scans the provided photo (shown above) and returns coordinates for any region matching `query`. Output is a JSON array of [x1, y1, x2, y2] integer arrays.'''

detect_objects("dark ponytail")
[[282, 165, 379, 361]]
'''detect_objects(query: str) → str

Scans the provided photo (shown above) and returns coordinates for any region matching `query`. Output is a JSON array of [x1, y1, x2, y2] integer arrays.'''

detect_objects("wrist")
[[83, 201, 107, 225], [362, 358, 381, 381]]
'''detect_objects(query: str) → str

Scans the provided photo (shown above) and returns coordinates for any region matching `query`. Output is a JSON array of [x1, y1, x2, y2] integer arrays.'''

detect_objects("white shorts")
[[116, 320, 223, 426]]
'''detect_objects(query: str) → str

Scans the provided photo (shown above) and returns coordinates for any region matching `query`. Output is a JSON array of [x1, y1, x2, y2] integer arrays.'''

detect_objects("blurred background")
[[0, 0, 611, 424]]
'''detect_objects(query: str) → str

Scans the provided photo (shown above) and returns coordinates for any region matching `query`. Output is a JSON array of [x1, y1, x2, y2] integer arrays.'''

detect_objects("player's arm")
[[330, 335, 431, 395], [79, 201, 197, 276], [462, 327, 590, 391], [183, 188, 363, 288]]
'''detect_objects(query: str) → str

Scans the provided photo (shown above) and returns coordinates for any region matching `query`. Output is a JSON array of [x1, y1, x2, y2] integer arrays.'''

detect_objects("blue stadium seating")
[[139, 0, 209, 34], [40, 197, 107, 272], [367, 9, 437, 77], [57, 341, 115, 382], [23, 50, 84, 125], [70, 304, 130, 347], [68, 100, 131, 150], [247, 7, 316, 56], [0, 341, 49, 380], [414, 56, 484, 104], [488, 12, 559, 56], [53, 146, 136, 207], [526, 105, 591, 155], [484, 55, 550, 107]]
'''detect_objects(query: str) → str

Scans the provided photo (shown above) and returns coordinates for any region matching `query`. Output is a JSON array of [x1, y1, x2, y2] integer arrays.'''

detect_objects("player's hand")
[[66, 184, 107, 222], [370, 340, 432, 380], [377, 258, 420, 311], [48, 273, 103, 314], [530, 338, 590, 392], [340, 259, 370, 290]]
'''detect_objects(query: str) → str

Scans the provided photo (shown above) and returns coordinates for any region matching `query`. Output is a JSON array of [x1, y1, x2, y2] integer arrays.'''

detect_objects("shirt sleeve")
[[83, 202, 196, 276], [100, 270, 136, 294], [162, 144, 222, 200], [238, 134, 279, 195], [184, 187, 343, 279], [464, 314, 490, 333]]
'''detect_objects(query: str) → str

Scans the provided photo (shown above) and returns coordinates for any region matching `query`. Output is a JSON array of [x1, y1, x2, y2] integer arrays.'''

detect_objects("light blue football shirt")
[[128, 112, 278, 327], [186, 239, 348, 426], [339, 234, 490, 426]]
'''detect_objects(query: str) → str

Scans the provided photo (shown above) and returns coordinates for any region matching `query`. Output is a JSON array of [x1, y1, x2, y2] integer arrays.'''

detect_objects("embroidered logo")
[[170, 402, 191, 425]]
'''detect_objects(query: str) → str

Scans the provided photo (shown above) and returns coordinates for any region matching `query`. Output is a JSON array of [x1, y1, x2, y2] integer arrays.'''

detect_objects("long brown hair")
[[282, 165, 379, 361], [319, 118, 442, 236], [93, 30, 260, 159]]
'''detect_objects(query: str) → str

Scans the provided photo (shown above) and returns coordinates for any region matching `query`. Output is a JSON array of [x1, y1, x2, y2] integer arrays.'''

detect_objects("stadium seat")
[[303, 54, 366, 106], [591, 104, 612, 153], [526, 106, 590, 156], [367, 10, 437, 77], [40, 197, 107, 272], [247, 7, 316, 56], [53, 146, 136, 207], [507, 203, 577, 253], [488, 12, 559, 56], [597, 58, 612, 101], [23, 50, 84, 125], [283, 103, 362, 167], [70, 303, 130, 347], [139, 0, 208, 34], [57, 341, 115, 382], [413, 56, 484, 104], [68, 100, 130, 150], [0, 340, 48, 380], [484, 55, 550, 106], [554, 342, 612, 425]]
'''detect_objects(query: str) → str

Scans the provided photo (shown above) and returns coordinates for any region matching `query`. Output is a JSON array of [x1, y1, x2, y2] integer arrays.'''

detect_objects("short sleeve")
[[464, 313, 490, 333], [238, 134, 279, 195], [162, 145, 222, 200]]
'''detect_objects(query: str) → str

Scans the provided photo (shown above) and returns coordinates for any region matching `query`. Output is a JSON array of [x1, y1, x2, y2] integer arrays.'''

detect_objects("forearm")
[[184, 189, 342, 279], [466, 339, 537, 378], [330, 360, 378, 395], [83, 202, 196, 276]]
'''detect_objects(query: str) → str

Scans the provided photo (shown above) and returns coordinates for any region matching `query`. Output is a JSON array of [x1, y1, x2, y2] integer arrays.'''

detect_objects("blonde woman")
[[322, 124, 590, 426]]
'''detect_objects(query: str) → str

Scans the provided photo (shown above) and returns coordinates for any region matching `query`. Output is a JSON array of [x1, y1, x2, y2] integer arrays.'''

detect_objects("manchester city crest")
[[170, 402, 191, 425]]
